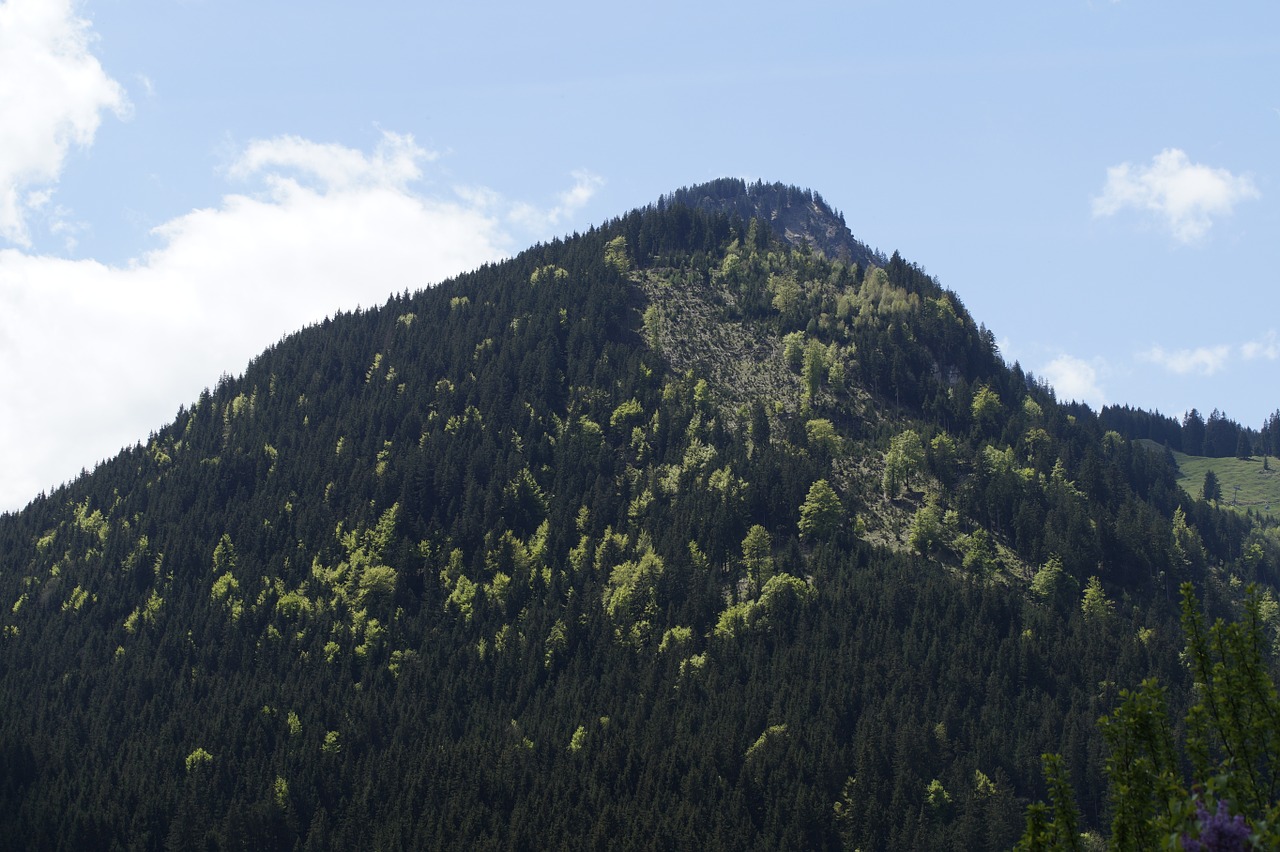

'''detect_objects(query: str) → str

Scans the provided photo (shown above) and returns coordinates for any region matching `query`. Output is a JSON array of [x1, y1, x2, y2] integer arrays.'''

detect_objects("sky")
[[1, 0, 1277, 512]]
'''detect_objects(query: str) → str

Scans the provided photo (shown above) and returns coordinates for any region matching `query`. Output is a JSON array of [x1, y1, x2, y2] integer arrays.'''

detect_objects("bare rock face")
[[654, 178, 884, 269]]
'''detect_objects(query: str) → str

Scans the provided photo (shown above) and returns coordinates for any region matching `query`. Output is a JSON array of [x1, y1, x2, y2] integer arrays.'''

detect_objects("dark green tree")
[[1019, 584, 1280, 850], [1183, 409, 1206, 455], [1202, 469, 1221, 503]]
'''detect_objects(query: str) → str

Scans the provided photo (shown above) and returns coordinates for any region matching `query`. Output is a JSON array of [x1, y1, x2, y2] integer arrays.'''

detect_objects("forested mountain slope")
[[1, 180, 1277, 850]]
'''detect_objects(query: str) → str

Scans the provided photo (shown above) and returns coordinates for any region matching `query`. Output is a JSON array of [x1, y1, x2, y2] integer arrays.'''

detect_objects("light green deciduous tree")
[[799, 479, 843, 540], [883, 429, 925, 496], [741, 524, 774, 591]]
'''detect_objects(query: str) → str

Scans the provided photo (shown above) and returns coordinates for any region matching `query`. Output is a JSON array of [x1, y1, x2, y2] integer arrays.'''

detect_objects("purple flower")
[[1181, 799, 1251, 852]]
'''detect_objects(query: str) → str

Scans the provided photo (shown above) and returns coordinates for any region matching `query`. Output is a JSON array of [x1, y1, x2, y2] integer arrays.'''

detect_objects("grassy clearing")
[[1140, 439, 1280, 520]]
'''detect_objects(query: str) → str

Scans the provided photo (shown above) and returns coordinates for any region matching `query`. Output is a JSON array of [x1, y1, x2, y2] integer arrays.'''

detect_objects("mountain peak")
[[651, 178, 883, 268], [0, 176, 1263, 851]]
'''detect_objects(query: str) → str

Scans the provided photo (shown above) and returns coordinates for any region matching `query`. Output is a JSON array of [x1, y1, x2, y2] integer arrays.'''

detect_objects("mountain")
[[0, 180, 1275, 850]]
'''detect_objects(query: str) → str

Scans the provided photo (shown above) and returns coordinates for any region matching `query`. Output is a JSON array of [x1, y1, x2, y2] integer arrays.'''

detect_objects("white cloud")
[[228, 131, 434, 193], [1135, 333, 1280, 385], [558, 169, 605, 212], [1241, 330, 1280, 361], [507, 169, 604, 232], [1041, 354, 1107, 409], [0, 0, 128, 246], [0, 130, 599, 511], [1092, 148, 1259, 243], [1139, 344, 1231, 376]]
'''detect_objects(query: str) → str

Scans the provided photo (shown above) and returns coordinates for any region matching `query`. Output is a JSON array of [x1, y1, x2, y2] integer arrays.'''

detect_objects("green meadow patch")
[[1141, 439, 1280, 520]]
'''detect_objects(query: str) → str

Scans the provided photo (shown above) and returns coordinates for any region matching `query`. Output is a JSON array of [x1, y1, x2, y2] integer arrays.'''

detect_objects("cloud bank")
[[0, 0, 127, 246], [1092, 148, 1259, 243], [0, 130, 598, 511], [1140, 331, 1280, 378], [1139, 344, 1231, 376]]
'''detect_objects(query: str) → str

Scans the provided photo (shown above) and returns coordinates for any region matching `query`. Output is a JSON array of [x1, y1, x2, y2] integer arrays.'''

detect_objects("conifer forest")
[[2, 180, 1279, 850]]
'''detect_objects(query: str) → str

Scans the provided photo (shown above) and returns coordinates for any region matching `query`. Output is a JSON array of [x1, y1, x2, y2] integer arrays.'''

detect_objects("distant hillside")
[[1139, 438, 1280, 521], [1104, 403, 1280, 462], [0, 181, 1276, 850]]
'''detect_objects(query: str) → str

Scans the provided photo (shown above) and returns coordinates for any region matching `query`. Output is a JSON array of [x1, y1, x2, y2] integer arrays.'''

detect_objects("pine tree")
[[1202, 469, 1221, 503]]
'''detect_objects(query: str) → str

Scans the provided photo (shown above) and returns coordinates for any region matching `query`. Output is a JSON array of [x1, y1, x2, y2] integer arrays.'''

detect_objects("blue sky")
[[1, 0, 1277, 511]]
